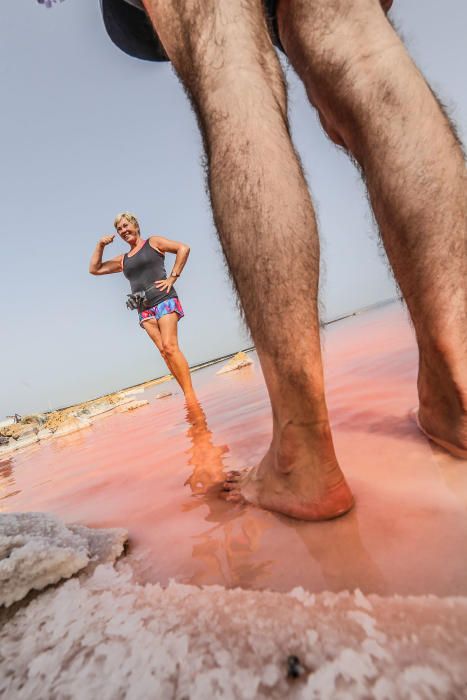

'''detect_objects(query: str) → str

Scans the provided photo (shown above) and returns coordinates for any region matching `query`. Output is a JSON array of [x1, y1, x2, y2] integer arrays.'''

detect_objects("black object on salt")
[[287, 655, 304, 679]]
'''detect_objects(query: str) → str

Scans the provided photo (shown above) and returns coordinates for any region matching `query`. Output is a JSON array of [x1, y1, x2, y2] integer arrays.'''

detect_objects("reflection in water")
[[433, 450, 467, 511], [182, 399, 274, 588], [0, 460, 17, 509], [52, 431, 88, 452], [2, 305, 466, 595], [286, 510, 387, 594], [181, 399, 384, 592], [183, 399, 228, 495]]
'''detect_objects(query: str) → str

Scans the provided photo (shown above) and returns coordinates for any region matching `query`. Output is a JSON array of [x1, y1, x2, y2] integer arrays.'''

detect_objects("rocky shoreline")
[[0, 393, 149, 458]]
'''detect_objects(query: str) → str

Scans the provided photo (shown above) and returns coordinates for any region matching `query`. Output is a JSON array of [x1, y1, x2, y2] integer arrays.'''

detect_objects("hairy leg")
[[142, 0, 353, 519], [277, 0, 467, 456], [158, 312, 196, 400]]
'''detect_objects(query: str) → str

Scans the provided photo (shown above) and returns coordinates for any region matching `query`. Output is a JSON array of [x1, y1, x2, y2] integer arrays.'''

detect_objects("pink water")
[[2, 302, 466, 595]]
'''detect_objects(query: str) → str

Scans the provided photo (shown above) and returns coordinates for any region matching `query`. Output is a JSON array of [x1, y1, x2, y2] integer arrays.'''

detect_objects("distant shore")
[[0, 347, 255, 458], [1, 297, 399, 454]]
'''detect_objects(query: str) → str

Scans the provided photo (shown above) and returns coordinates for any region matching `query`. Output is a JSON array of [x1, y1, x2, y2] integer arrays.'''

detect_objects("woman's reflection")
[[183, 399, 229, 494], [182, 399, 273, 587]]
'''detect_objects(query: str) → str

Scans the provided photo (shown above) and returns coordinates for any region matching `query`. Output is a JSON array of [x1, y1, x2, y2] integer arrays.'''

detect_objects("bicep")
[[149, 236, 187, 255], [96, 255, 123, 275]]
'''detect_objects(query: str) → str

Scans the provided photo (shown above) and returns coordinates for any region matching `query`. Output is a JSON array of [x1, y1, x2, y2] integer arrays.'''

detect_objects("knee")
[[277, 0, 397, 97], [162, 340, 178, 359], [149, 1, 286, 111], [276, 0, 400, 146]]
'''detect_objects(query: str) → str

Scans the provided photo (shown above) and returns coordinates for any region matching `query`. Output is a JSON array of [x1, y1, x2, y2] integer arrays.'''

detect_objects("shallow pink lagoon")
[[2, 302, 466, 596]]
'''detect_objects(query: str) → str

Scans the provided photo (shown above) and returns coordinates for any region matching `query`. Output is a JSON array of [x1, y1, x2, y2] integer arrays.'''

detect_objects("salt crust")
[[1, 565, 466, 699], [0, 513, 127, 607]]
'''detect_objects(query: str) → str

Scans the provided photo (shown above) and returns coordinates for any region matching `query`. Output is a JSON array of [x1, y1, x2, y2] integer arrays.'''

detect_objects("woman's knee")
[[162, 339, 178, 358]]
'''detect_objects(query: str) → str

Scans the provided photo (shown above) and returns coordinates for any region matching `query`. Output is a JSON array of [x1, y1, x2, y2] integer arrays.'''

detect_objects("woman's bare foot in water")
[[222, 421, 354, 520]]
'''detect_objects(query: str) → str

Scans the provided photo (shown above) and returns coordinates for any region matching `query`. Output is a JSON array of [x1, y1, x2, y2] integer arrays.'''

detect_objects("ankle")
[[273, 418, 338, 475], [418, 348, 467, 414], [417, 354, 467, 456]]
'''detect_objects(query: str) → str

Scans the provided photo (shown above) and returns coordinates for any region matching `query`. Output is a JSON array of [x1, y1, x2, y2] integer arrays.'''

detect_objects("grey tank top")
[[122, 239, 177, 308]]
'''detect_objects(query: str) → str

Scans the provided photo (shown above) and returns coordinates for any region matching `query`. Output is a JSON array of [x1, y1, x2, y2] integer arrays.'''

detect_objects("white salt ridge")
[[120, 387, 145, 396], [1, 563, 466, 699], [116, 399, 149, 412], [0, 513, 127, 607], [354, 588, 373, 611], [347, 610, 387, 643]]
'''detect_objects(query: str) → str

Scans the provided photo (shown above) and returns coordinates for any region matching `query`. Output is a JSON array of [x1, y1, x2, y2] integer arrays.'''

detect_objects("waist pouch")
[[126, 284, 176, 311], [126, 291, 147, 310]]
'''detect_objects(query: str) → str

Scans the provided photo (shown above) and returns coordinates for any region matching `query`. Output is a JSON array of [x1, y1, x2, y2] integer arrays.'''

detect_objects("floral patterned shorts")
[[138, 297, 184, 327]]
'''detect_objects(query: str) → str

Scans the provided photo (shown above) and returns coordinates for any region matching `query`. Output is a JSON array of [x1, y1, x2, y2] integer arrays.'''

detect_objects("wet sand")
[[2, 302, 466, 596]]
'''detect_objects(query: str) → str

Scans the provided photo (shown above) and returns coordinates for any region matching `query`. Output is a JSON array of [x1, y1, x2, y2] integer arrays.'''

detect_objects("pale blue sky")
[[1, 0, 465, 418]]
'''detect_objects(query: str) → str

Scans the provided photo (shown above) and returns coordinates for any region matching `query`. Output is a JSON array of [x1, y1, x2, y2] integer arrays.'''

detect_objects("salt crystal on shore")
[[216, 352, 253, 375], [1, 561, 466, 699], [0, 513, 127, 607]]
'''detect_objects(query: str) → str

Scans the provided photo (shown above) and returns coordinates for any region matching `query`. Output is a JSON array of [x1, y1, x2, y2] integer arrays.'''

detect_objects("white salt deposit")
[[216, 352, 253, 375], [0, 513, 127, 607], [117, 399, 149, 412], [121, 387, 145, 396], [354, 588, 373, 611], [1, 561, 466, 699], [52, 416, 92, 438]]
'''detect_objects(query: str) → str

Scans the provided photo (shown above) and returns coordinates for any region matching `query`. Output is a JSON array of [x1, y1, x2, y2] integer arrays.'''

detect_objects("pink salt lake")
[[2, 303, 467, 596]]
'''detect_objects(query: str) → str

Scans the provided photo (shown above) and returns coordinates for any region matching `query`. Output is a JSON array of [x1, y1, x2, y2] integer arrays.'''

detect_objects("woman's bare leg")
[[142, 317, 194, 398], [157, 312, 196, 400], [142, 317, 172, 371]]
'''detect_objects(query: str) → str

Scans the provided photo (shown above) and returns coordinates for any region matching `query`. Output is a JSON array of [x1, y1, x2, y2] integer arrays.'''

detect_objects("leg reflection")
[[182, 399, 273, 587], [0, 459, 16, 507], [183, 399, 229, 495], [285, 509, 387, 594]]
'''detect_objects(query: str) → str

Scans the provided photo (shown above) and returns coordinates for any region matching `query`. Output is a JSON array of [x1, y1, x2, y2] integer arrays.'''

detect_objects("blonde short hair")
[[114, 212, 140, 233]]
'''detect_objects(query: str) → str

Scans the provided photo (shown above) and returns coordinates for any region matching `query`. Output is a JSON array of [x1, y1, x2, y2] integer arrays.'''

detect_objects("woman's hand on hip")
[[154, 278, 174, 293]]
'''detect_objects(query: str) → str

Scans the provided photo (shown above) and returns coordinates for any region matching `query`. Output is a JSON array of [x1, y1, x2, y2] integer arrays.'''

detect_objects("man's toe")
[[224, 491, 244, 503], [226, 470, 241, 479]]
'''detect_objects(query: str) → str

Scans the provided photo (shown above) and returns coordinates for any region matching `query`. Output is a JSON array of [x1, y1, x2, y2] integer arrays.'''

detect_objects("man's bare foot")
[[411, 410, 467, 459], [221, 422, 354, 521], [416, 360, 467, 459]]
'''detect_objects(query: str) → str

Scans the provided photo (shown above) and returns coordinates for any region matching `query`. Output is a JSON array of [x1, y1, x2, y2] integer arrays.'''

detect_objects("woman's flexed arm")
[[89, 235, 123, 275]]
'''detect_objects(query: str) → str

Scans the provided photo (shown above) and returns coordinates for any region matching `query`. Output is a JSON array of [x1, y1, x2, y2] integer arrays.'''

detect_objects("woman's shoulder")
[[148, 236, 165, 255]]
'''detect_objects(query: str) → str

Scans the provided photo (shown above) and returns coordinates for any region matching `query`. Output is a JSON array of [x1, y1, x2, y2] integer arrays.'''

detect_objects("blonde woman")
[[89, 212, 195, 401]]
